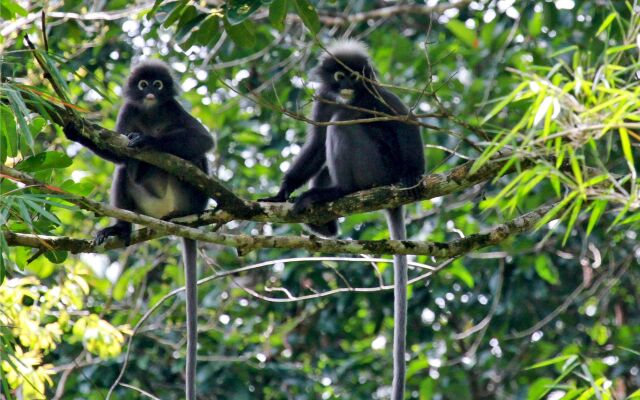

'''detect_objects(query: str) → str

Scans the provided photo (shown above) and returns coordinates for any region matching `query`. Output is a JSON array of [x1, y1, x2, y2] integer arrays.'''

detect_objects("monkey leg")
[[297, 167, 340, 237], [95, 166, 134, 246]]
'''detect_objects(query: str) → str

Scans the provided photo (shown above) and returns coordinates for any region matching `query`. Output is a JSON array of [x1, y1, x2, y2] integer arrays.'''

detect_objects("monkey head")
[[314, 40, 377, 104], [124, 59, 177, 108]]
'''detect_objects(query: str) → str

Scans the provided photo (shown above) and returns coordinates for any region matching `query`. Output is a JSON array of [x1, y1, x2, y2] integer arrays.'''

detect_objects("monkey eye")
[[138, 80, 149, 90], [333, 71, 345, 81], [153, 80, 164, 90]]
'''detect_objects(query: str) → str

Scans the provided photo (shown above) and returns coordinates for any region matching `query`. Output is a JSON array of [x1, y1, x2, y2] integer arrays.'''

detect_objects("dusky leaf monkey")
[[64, 59, 213, 400], [260, 40, 425, 400]]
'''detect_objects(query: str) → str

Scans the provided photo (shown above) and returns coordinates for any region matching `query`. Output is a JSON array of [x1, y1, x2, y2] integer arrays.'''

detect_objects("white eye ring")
[[333, 71, 345, 81], [138, 80, 149, 90], [153, 80, 163, 90]]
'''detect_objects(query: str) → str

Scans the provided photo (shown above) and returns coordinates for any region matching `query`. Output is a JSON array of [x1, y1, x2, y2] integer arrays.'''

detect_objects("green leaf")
[[481, 82, 528, 125], [29, 117, 46, 138], [446, 19, 476, 48], [628, 388, 640, 399], [550, 45, 578, 58], [16, 151, 73, 172], [16, 199, 33, 227], [567, 147, 583, 187], [619, 346, 640, 357], [269, 0, 288, 31], [535, 191, 577, 229], [162, 0, 188, 28], [44, 250, 68, 264], [1, 0, 28, 18], [6, 88, 34, 152], [586, 200, 607, 236], [223, 17, 256, 47], [39, 52, 72, 99], [0, 104, 18, 158], [525, 355, 577, 370], [192, 15, 223, 47], [22, 198, 62, 226], [447, 261, 475, 288], [406, 358, 429, 379], [619, 127, 636, 177], [596, 12, 617, 36], [175, 6, 207, 43], [60, 180, 94, 196], [562, 197, 582, 246], [589, 323, 609, 346], [534, 255, 559, 285], [528, 12, 542, 37], [292, 0, 320, 35], [606, 44, 637, 55], [226, 0, 262, 25]]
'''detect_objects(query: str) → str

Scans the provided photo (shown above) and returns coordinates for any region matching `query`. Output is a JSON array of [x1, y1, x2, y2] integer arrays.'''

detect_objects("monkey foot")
[[304, 221, 339, 238], [95, 225, 131, 246]]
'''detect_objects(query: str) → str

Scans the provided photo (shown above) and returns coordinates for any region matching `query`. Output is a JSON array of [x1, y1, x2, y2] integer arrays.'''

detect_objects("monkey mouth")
[[143, 94, 157, 107], [339, 89, 354, 99], [338, 89, 354, 103]]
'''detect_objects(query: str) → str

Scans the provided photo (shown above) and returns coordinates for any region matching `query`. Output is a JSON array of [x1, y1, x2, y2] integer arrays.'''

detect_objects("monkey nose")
[[145, 93, 156, 100]]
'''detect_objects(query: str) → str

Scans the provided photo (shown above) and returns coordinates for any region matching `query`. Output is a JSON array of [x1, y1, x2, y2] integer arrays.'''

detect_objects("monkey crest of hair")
[[124, 59, 178, 104], [325, 39, 370, 61], [313, 39, 377, 90]]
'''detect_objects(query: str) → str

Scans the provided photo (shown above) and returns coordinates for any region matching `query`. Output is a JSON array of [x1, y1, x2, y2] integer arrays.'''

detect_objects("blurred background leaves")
[[1, 0, 640, 399]]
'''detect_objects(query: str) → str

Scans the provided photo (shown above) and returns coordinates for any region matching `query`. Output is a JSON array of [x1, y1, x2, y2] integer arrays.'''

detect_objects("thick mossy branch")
[[3, 149, 526, 251], [4, 188, 554, 257], [66, 118, 255, 215], [2, 166, 554, 257]]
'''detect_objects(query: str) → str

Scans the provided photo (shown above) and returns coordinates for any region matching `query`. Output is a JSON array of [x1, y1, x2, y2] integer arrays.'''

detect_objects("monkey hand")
[[292, 193, 315, 215], [63, 121, 83, 141], [258, 188, 290, 203], [95, 225, 131, 246], [399, 174, 423, 200], [127, 132, 154, 148]]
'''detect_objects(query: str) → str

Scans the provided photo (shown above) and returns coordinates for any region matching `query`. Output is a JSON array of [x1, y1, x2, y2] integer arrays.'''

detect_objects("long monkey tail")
[[385, 207, 408, 400], [182, 238, 198, 400]]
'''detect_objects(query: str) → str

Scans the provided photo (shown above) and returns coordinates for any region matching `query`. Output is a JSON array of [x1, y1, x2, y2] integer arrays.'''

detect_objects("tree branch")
[[3, 149, 526, 251], [3, 162, 554, 257]]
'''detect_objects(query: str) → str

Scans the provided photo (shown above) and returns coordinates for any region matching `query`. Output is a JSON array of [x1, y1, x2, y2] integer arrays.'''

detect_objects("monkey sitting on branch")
[[63, 59, 213, 400], [261, 40, 425, 400]]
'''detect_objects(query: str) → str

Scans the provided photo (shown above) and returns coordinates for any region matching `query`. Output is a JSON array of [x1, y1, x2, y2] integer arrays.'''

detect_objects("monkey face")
[[125, 60, 176, 107], [315, 53, 376, 104]]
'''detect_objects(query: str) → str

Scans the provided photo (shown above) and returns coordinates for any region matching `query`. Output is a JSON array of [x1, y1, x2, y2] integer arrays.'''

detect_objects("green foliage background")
[[1, 0, 640, 399]]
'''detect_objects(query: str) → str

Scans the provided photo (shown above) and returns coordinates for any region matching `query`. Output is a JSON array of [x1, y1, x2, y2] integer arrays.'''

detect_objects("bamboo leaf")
[[562, 197, 582, 246], [446, 19, 477, 48], [481, 82, 528, 125], [596, 12, 617, 36], [526, 355, 578, 370]]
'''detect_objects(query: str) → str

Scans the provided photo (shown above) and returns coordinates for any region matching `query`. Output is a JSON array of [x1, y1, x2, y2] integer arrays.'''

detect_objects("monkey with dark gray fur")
[[260, 40, 425, 400], [63, 59, 213, 400]]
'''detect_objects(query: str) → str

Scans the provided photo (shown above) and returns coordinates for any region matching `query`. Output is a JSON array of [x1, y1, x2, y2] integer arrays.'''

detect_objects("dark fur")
[[63, 59, 213, 400], [262, 42, 424, 233], [260, 41, 424, 400]]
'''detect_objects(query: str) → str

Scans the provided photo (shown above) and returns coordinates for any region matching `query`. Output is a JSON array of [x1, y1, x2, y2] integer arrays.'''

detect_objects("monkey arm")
[[266, 102, 335, 202], [143, 123, 214, 160], [378, 90, 426, 184], [395, 122, 425, 186]]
